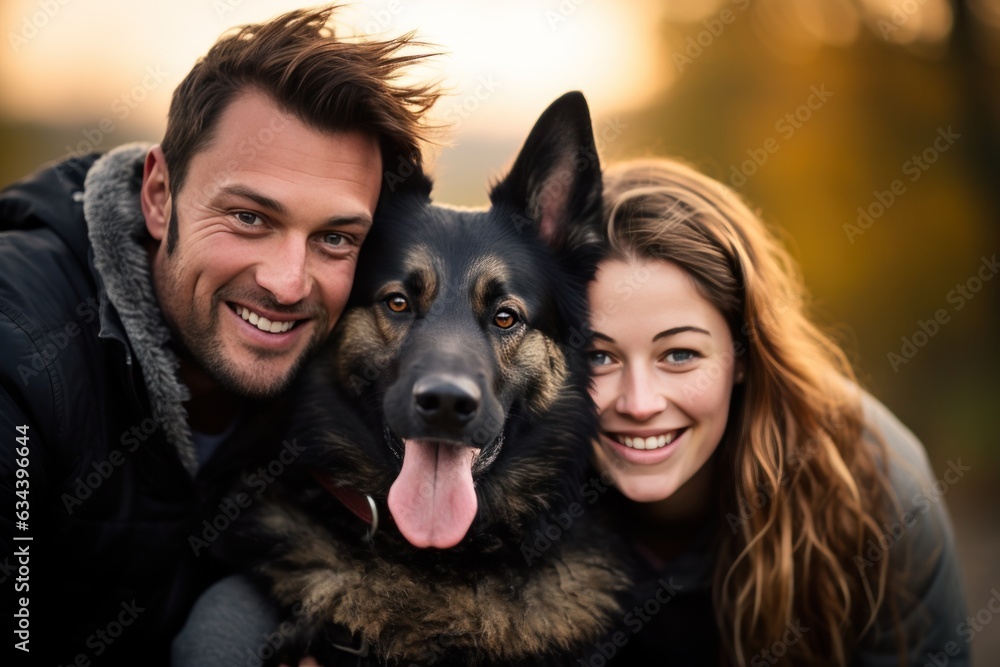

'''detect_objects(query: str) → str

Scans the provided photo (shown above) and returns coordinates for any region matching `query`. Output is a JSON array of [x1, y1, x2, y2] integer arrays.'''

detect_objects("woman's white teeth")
[[237, 306, 295, 333], [618, 431, 681, 450]]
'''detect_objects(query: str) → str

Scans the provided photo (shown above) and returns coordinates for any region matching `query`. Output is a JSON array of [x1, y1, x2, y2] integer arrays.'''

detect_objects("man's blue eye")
[[324, 233, 344, 246], [235, 212, 262, 226]]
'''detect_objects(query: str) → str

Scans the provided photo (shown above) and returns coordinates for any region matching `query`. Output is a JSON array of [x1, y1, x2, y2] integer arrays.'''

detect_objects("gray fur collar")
[[83, 143, 198, 477]]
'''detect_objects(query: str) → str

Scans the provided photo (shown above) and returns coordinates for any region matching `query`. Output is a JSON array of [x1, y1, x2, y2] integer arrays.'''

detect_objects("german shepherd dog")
[[246, 92, 629, 666]]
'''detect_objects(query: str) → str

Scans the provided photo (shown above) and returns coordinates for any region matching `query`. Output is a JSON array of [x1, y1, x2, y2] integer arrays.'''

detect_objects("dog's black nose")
[[412, 375, 481, 429]]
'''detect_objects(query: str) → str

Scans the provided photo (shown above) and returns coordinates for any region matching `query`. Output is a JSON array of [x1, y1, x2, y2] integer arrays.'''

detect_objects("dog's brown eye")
[[386, 294, 409, 313], [494, 309, 517, 329]]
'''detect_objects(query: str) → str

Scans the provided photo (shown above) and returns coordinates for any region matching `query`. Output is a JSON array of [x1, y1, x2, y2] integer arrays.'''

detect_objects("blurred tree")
[[607, 0, 998, 474]]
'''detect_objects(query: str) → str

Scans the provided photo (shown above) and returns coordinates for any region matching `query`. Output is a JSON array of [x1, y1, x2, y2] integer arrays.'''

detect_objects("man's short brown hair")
[[160, 5, 438, 249]]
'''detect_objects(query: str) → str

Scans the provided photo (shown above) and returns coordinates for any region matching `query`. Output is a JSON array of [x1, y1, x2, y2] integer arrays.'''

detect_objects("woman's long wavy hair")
[[600, 158, 901, 665]]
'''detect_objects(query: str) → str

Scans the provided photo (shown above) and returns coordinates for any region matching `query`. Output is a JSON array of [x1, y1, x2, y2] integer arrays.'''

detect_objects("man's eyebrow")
[[221, 185, 286, 215], [220, 185, 373, 228], [330, 214, 374, 229]]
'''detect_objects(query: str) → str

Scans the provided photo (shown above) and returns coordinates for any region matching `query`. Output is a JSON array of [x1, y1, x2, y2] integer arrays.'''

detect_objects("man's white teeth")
[[237, 306, 295, 333], [617, 431, 681, 450]]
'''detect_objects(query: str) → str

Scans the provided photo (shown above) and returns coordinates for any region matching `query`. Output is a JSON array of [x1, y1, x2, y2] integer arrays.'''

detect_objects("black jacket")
[[1, 146, 287, 665]]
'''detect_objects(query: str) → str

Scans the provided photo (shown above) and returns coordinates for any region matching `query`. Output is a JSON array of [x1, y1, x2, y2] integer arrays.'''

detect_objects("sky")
[[1, 0, 671, 203]]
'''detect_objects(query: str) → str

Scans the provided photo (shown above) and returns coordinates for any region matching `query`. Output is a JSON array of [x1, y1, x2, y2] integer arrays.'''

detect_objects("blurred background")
[[2, 0, 997, 660]]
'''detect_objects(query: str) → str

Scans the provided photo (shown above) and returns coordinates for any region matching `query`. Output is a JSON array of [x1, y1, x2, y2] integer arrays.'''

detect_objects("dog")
[[244, 92, 631, 666]]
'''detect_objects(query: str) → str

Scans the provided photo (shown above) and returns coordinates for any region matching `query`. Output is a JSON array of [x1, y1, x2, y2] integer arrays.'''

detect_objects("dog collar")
[[309, 469, 382, 541]]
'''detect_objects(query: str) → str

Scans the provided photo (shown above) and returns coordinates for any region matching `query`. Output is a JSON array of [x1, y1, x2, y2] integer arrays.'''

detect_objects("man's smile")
[[225, 301, 313, 352], [228, 301, 306, 334]]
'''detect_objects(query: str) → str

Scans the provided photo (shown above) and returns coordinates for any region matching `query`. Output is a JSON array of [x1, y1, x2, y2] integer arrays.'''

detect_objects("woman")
[[585, 159, 968, 666]]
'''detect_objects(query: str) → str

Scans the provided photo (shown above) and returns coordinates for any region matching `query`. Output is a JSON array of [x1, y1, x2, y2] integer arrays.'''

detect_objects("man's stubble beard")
[[153, 211, 330, 400]]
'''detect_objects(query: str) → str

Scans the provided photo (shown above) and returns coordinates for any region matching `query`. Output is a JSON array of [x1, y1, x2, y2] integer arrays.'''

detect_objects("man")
[[0, 7, 437, 664]]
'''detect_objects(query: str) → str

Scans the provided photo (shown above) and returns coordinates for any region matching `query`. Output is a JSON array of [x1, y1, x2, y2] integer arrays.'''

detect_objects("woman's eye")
[[587, 350, 613, 367], [385, 294, 410, 313], [665, 349, 697, 365], [235, 212, 263, 226], [494, 309, 518, 329]]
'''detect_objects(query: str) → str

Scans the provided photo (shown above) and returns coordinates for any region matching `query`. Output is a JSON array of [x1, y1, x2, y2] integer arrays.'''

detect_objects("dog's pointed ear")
[[489, 91, 602, 250]]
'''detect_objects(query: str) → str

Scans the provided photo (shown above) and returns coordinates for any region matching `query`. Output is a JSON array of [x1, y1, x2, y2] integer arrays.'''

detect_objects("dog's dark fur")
[[244, 93, 630, 666]]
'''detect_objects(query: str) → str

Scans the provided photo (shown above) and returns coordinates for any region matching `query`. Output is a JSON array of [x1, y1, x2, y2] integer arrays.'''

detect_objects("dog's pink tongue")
[[388, 440, 479, 549]]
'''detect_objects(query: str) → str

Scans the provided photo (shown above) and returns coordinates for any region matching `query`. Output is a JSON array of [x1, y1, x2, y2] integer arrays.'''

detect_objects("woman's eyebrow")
[[653, 326, 711, 341]]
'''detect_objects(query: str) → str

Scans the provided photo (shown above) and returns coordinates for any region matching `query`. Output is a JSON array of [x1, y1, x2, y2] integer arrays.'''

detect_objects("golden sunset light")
[[2, 1, 1000, 664], [1, 0, 669, 203]]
